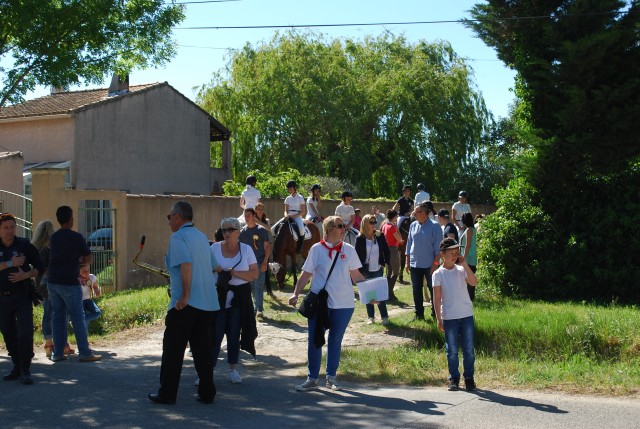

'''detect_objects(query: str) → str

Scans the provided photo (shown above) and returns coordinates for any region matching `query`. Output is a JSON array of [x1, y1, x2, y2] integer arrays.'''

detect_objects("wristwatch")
[[6, 260, 13, 268]]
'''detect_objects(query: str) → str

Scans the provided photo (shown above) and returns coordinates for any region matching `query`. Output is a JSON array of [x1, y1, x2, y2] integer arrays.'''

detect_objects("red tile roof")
[[0, 83, 162, 119]]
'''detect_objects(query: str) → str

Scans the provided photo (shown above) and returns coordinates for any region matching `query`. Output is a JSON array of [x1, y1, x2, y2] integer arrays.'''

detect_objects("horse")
[[398, 217, 411, 284], [272, 219, 321, 290]]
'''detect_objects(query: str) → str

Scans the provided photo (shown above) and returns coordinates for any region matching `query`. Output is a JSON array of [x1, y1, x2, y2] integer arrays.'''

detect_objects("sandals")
[[44, 344, 54, 358]]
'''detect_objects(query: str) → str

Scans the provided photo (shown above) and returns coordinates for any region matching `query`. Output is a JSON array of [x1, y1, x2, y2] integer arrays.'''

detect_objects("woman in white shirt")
[[289, 216, 365, 392], [284, 180, 306, 253]]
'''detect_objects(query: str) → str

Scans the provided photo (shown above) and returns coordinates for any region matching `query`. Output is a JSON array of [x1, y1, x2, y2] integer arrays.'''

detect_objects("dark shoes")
[[3, 366, 21, 381], [20, 373, 33, 385], [147, 393, 176, 405], [447, 377, 460, 391], [196, 395, 213, 404], [464, 378, 477, 391]]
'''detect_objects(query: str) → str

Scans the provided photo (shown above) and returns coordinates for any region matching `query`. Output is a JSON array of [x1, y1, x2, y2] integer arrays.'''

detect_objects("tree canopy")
[[0, 0, 185, 107], [468, 1, 640, 302], [198, 32, 499, 201]]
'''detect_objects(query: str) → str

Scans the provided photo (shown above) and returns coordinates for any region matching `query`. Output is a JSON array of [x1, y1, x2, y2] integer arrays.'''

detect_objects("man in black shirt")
[[0, 213, 44, 384]]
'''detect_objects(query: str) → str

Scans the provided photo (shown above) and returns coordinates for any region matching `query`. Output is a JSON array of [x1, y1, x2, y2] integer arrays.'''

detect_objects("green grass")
[[11, 278, 640, 396]]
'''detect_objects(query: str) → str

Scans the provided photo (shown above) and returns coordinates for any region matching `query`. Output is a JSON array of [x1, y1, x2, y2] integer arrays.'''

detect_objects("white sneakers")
[[367, 317, 375, 325], [229, 369, 242, 384]]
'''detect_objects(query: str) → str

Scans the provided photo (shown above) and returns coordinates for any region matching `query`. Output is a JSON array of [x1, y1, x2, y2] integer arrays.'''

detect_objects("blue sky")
[[27, 0, 516, 118]]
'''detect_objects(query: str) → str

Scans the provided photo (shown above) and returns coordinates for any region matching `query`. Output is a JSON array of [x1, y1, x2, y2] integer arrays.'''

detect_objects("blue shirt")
[[406, 219, 443, 269], [165, 223, 219, 311]]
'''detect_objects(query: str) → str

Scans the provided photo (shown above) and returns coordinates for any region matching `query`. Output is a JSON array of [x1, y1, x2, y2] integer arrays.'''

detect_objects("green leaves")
[[198, 31, 493, 199], [0, 0, 185, 107]]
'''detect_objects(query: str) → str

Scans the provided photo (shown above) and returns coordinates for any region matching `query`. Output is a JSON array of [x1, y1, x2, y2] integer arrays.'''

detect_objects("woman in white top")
[[210, 217, 258, 384], [240, 175, 261, 210], [305, 184, 324, 223], [452, 190, 471, 233], [289, 216, 365, 392], [284, 180, 306, 253], [335, 190, 358, 245]]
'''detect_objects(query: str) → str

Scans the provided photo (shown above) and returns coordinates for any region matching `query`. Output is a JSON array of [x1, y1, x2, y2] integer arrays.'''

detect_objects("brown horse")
[[398, 217, 411, 284], [272, 219, 321, 289]]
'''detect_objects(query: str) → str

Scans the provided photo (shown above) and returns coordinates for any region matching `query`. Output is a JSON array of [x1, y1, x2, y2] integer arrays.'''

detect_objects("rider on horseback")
[[284, 180, 306, 254], [305, 184, 324, 224], [335, 191, 359, 245], [393, 185, 414, 230]]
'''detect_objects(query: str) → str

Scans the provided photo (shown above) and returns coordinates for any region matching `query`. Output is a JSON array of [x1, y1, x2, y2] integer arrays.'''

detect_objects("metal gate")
[[78, 202, 117, 293]]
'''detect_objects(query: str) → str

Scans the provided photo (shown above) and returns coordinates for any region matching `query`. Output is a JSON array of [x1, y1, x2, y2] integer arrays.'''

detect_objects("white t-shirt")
[[414, 191, 430, 206], [301, 242, 361, 309], [335, 203, 355, 226], [284, 193, 306, 214], [306, 196, 320, 219], [210, 242, 257, 285], [241, 186, 261, 209], [452, 202, 471, 225], [80, 274, 97, 300], [432, 264, 473, 320], [364, 238, 381, 272]]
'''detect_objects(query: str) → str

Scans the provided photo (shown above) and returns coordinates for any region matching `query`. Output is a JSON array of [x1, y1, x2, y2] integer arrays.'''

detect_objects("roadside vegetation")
[[17, 281, 639, 397]]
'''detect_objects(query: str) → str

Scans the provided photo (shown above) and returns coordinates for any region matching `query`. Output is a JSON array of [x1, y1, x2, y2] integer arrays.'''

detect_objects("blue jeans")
[[307, 307, 354, 379], [364, 268, 388, 319], [410, 267, 434, 318], [251, 271, 266, 312], [443, 316, 475, 380], [48, 283, 92, 358], [83, 299, 102, 334], [42, 296, 53, 340], [213, 305, 241, 365]]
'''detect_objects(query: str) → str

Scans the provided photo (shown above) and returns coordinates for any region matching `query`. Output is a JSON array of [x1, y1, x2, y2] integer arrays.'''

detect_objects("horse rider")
[[306, 184, 324, 224], [414, 183, 430, 206], [284, 180, 306, 254], [335, 191, 359, 245], [393, 185, 414, 230]]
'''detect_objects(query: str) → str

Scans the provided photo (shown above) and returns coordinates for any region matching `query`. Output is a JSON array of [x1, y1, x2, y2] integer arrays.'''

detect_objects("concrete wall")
[[74, 85, 213, 195], [0, 151, 24, 196], [0, 117, 74, 162]]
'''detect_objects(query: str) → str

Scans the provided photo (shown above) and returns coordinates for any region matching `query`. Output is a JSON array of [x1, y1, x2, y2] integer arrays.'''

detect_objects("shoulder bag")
[[298, 250, 340, 319]]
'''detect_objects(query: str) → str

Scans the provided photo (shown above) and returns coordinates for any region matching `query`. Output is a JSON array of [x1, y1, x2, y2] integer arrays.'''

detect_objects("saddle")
[[271, 218, 311, 241]]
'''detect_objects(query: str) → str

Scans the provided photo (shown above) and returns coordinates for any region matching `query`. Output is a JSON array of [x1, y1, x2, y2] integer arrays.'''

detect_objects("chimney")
[[107, 74, 129, 96]]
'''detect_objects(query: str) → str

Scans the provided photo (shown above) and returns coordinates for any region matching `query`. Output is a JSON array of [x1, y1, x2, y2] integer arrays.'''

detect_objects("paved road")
[[1, 329, 639, 429]]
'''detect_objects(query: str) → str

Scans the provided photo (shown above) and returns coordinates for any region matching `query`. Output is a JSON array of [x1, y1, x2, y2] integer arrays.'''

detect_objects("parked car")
[[86, 227, 112, 251]]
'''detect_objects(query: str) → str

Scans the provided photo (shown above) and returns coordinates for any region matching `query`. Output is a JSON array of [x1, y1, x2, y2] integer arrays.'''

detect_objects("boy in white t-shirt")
[[432, 238, 478, 392]]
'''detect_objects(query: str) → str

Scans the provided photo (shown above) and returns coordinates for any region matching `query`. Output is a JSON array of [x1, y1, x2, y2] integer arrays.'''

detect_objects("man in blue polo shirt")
[[405, 202, 443, 320], [148, 201, 220, 405]]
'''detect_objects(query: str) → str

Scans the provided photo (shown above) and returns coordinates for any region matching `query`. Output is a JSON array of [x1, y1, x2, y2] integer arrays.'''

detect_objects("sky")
[[25, 0, 516, 119]]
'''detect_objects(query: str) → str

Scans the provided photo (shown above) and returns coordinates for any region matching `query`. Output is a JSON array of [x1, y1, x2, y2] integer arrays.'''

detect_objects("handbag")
[[298, 250, 340, 319]]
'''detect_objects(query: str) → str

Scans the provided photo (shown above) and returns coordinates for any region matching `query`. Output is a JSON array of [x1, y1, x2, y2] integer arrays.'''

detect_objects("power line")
[[175, 12, 625, 30]]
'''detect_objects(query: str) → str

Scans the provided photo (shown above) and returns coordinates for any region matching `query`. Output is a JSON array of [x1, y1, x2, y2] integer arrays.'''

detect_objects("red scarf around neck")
[[320, 239, 343, 258]]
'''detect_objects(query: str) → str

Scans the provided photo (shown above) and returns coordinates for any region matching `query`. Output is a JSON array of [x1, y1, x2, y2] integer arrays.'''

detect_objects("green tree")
[[0, 0, 185, 107], [468, 0, 640, 302], [198, 31, 496, 200]]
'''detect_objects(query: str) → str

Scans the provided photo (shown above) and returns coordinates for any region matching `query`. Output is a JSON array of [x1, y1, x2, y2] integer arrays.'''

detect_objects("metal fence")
[[0, 189, 32, 239], [78, 203, 117, 294]]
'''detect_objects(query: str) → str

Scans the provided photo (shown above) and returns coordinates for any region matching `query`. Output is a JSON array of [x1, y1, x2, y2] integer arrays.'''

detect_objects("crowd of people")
[[0, 178, 483, 402]]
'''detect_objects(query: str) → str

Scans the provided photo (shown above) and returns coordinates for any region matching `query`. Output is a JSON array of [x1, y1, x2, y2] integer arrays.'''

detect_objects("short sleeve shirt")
[[381, 222, 400, 246], [306, 196, 320, 219], [239, 224, 270, 264], [452, 202, 471, 222], [396, 197, 414, 216], [165, 223, 219, 311], [432, 264, 473, 320], [414, 191, 430, 206], [210, 242, 257, 285], [301, 242, 361, 309], [335, 203, 355, 225], [241, 186, 261, 209], [284, 193, 306, 214], [49, 229, 92, 285]]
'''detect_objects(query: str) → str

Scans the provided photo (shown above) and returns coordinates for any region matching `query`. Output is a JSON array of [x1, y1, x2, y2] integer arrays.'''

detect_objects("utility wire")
[[175, 11, 626, 30]]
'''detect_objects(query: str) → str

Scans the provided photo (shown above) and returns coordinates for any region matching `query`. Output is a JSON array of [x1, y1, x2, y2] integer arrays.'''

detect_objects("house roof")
[[0, 82, 231, 141]]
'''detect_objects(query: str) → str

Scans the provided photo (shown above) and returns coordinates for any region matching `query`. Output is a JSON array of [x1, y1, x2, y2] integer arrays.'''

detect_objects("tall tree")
[[0, 0, 185, 107], [197, 31, 495, 200], [467, 1, 640, 302]]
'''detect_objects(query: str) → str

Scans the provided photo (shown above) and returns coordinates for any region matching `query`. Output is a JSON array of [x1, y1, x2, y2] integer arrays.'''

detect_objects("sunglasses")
[[369, 220, 377, 225], [221, 228, 238, 234], [333, 224, 345, 229]]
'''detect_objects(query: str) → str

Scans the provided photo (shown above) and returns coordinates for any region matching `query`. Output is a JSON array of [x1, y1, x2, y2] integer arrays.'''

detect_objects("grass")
[[10, 278, 640, 397]]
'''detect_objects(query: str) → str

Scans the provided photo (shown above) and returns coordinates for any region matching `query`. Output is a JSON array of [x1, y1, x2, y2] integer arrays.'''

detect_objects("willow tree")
[[198, 31, 493, 199]]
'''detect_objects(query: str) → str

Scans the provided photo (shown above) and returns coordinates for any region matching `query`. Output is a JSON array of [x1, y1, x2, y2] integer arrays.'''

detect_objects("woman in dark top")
[[355, 214, 391, 325]]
